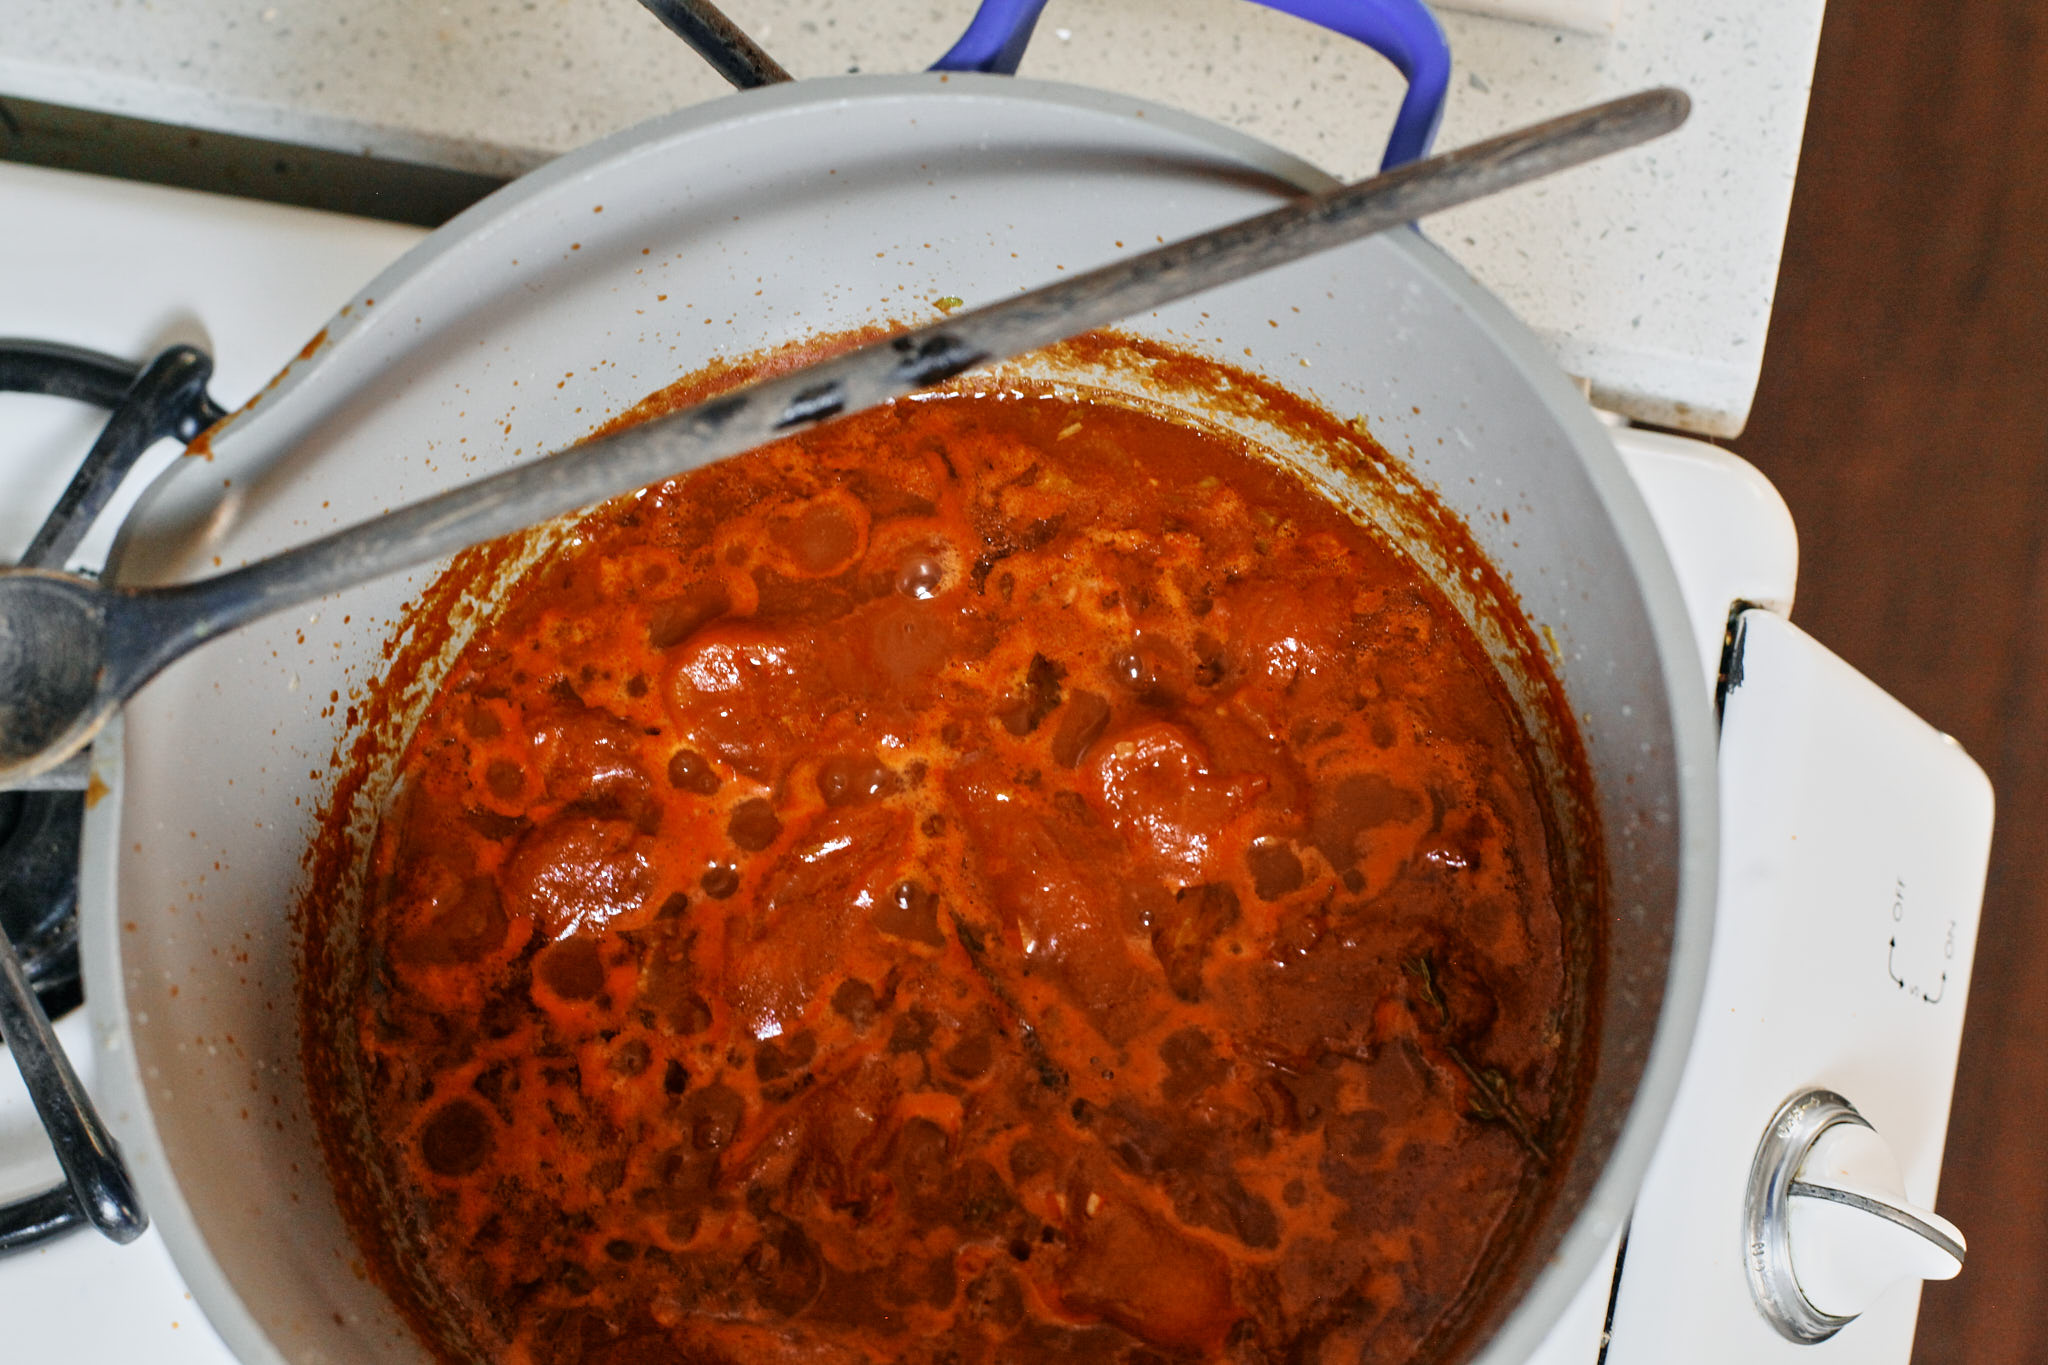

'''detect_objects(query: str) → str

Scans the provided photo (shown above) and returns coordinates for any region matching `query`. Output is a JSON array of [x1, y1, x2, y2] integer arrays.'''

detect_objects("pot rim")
[[77, 71, 1718, 1365]]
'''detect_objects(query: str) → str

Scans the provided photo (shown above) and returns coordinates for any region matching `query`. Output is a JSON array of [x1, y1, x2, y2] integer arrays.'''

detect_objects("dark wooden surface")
[[1724, 2, 2048, 1360]]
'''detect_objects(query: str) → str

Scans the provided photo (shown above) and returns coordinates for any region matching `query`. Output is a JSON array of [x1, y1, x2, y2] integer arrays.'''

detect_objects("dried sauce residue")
[[301, 342, 1600, 1365]]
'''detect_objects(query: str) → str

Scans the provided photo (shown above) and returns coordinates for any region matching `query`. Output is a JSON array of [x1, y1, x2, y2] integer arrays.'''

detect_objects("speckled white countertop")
[[0, 0, 1822, 435]]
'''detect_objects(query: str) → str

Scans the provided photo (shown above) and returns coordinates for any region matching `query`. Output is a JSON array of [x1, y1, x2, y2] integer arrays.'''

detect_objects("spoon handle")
[[118, 87, 1688, 689]]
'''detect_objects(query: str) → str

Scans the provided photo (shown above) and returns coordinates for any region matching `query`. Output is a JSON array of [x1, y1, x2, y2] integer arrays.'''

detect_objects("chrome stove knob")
[[1744, 1088, 1965, 1343]]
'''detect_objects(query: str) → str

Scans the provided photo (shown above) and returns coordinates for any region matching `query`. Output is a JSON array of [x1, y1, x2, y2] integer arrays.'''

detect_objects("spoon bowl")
[[0, 570, 120, 785]]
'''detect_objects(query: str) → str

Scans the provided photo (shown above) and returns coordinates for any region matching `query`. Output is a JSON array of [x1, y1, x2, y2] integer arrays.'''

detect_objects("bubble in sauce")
[[831, 978, 879, 1030], [701, 862, 740, 898], [536, 935, 605, 1001], [667, 748, 721, 795], [816, 753, 899, 807], [875, 878, 943, 946], [485, 759, 524, 801], [895, 552, 948, 600], [1111, 648, 1150, 690], [419, 1100, 493, 1177], [764, 492, 869, 579], [727, 798, 782, 851], [1246, 837, 1306, 900]]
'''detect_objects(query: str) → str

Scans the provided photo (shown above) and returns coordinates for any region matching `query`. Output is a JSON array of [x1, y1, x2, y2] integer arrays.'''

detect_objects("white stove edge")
[[1535, 429, 1991, 1365]]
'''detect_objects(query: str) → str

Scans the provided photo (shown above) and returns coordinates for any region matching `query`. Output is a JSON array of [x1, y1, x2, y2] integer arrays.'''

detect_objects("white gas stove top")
[[0, 158, 1991, 1365]]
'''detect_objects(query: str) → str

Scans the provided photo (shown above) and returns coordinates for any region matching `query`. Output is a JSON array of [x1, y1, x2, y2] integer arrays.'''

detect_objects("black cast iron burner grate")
[[0, 789, 83, 1023], [0, 338, 224, 1252]]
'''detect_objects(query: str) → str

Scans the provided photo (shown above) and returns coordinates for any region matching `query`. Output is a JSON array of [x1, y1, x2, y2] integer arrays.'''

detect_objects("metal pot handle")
[[932, 0, 1451, 169]]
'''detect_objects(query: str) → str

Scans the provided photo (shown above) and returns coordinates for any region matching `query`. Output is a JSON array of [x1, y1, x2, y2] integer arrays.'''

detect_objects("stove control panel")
[[1603, 609, 1993, 1364]]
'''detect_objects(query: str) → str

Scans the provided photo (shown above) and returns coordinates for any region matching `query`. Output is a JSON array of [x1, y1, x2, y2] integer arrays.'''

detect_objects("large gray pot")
[[79, 75, 1715, 1365]]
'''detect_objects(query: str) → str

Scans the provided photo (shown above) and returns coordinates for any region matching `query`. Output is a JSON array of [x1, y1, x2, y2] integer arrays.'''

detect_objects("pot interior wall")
[[86, 76, 1709, 1365]]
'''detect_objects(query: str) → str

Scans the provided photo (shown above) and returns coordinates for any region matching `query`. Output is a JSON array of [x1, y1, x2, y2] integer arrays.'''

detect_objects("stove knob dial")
[[1744, 1089, 1965, 1343]]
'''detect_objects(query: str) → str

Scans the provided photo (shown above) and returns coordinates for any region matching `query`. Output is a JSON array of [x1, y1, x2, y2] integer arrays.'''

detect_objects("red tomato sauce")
[[311, 381, 1582, 1365]]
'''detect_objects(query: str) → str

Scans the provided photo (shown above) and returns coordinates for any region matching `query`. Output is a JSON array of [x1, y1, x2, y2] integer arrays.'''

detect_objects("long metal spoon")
[[0, 87, 1689, 788]]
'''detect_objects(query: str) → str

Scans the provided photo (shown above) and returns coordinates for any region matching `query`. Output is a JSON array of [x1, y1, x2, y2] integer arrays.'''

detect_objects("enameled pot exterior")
[[78, 75, 1715, 1365]]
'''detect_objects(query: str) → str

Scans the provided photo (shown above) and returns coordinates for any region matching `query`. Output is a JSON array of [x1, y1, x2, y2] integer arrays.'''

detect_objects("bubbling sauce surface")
[[320, 386, 1580, 1365]]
